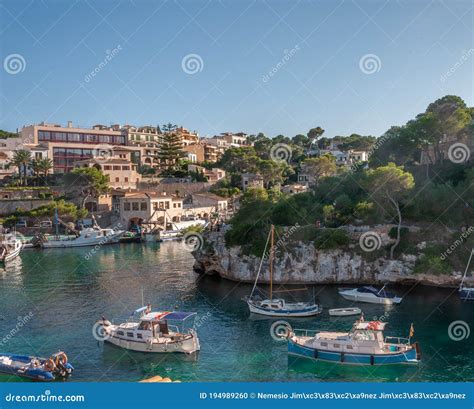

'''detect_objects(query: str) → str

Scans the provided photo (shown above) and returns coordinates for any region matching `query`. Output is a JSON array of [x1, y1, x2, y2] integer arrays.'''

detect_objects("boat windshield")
[[359, 286, 395, 298]]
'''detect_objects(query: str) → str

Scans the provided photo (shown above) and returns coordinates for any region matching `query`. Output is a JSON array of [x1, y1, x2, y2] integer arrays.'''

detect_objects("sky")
[[0, 0, 472, 139]]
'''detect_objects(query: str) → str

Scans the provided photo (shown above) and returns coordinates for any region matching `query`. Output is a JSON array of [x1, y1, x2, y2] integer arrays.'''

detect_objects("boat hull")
[[105, 332, 200, 354], [288, 339, 419, 365], [2, 245, 22, 263], [247, 301, 322, 317], [329, 308, 362, 316]]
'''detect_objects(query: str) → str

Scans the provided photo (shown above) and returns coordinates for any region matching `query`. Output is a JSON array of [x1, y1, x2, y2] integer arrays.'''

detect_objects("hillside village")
[[0, 95, 472, 266]]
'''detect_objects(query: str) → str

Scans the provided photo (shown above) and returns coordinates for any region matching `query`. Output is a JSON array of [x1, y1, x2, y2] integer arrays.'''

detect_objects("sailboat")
[[459, 249, 473, 301], [244, 225, 322, 317]]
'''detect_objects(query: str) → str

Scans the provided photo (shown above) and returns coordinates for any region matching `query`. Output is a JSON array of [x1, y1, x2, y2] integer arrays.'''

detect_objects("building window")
[[122, 166, 130, 171], [140, 202, 147, 211], [124, 177, 129, 182], [124, 202, 131, 211], [173, 203, 176, 208], [153, 202, 158, 210], [165, 202, 169, 209], [113, 166, 121, 170], [132, 202, 139, 211], [104, 165, 111, 170], [115, 177, 119, 182], [177, 203, 181, 208]]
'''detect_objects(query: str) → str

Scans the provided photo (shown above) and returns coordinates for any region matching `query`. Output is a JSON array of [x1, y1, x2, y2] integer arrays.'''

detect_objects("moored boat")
[[338, 285, 402, 304], [95, 306, 200, 354], [41, 227, 124, 248], [287, 320, 420, 365], [0, 351, 73, 381], [245, 225, 322, 317], [328, 307, 362, 316]]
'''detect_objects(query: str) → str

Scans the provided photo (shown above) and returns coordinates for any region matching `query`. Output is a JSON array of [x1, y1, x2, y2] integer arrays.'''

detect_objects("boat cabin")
[[309, 321, 389, 354], [359, 286, 396, 299]]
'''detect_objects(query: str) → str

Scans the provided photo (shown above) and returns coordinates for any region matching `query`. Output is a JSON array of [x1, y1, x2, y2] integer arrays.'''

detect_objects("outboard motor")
[[50, 352, 73, 378]]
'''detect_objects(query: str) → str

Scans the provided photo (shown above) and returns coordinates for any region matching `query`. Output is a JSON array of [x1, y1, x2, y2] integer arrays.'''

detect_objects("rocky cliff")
[[193, 231, 470, 288]]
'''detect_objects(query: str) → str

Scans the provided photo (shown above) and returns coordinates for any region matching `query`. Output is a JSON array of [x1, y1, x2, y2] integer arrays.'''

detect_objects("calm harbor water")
[[0, 242, 472, 382]]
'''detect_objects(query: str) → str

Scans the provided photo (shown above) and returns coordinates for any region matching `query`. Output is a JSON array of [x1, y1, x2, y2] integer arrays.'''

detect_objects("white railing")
[[384, 336, 410, 345]]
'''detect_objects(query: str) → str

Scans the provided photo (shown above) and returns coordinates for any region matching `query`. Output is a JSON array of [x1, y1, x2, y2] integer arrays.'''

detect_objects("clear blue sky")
[[0, 0, 472, 139]]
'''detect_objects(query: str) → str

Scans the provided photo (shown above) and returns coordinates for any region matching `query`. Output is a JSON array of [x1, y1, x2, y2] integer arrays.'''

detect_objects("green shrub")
[[314, 229, 349, 249]]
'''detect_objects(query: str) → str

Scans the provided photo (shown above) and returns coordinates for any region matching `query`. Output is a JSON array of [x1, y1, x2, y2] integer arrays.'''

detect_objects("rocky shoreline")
[[192, 231, 471, 288]]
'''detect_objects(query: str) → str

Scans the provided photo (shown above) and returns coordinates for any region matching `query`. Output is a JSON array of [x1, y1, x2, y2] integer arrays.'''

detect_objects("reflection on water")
[[0, 242, 472, 382]]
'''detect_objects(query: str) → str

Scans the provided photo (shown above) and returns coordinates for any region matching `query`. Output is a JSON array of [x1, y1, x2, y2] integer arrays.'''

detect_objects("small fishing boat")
[[459, 249, 473, 301], [0, 235, 22, 263], [244, 225, 322, 317], [338, 285, 402, 305], [287, 319, 421, 365], [0, 352, 73, 381], [95, 306, 200, 354], [329, 307, 362, 316]]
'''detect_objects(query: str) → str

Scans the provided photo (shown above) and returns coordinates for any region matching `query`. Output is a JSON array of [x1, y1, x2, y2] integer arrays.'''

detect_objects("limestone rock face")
[[193, 231, 470, 288]]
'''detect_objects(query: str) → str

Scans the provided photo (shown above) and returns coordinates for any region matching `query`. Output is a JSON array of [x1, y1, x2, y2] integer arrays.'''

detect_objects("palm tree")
[[10, 149, 32, 186], [29, 159, 41, 186], [38, 158, 53, 185]]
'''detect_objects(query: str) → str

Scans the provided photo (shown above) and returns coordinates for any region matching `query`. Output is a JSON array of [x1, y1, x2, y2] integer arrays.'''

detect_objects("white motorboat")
[[95, 306, 200, 354], [245, 225, 322, 317], [328, 307, 362, 316], [0, 235, 22, 263], [41, 227, 124, 248], [158, 220, 208, 242], [338, 286, 402, 305]]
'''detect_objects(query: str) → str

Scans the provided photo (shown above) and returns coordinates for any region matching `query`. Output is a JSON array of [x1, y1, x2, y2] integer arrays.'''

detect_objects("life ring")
[[54, 352, 68, 366], [44, 359, 55, 372]]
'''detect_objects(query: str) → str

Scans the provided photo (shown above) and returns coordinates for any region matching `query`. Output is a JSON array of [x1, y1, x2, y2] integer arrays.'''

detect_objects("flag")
[[409, 323, 414, 338]]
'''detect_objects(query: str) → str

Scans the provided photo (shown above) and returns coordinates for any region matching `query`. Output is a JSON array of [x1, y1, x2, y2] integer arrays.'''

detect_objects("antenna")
[[141, 288, 144, 307]]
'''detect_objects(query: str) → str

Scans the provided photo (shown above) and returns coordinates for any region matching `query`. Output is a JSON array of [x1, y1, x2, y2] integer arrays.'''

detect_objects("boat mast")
[[269, 225, 274, 301], [249, 228, 272, 300], [459, 249, 473, 289]]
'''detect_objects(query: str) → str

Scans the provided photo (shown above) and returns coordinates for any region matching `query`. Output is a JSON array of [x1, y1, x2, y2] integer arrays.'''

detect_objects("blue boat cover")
[[164, 312, 197, 321]]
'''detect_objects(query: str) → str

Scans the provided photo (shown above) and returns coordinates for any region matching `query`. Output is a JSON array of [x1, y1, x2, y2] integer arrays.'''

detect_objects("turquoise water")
[[0, 242, 472, 382]]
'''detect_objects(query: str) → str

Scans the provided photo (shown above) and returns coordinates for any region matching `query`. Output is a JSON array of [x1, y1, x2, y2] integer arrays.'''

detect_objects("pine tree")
[[157, 131, 185, 175]]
